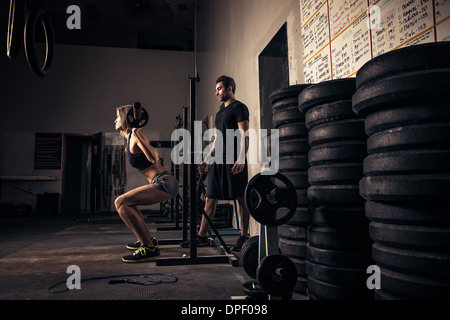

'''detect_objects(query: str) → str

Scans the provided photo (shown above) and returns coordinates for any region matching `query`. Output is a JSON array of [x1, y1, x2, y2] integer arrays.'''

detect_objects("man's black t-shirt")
[[206, 100, 250, 200]]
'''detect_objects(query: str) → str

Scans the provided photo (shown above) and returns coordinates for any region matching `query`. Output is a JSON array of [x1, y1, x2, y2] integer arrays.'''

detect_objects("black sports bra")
[[127, 132, 158, 174]]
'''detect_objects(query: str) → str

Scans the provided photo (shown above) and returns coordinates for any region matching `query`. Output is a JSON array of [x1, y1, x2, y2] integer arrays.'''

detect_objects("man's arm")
[[231, 120, 249, 175]]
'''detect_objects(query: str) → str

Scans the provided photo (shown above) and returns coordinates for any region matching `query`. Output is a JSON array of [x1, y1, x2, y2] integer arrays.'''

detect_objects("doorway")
[[62, 133, 101, 213]]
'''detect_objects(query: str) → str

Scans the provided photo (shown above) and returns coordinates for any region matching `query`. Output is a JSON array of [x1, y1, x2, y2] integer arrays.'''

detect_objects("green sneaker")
[[122, 246, 160, 263], [126, 237, 158, 250]]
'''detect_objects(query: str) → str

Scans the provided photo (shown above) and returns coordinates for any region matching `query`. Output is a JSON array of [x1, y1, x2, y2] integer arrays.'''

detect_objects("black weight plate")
[[363, 101, 450, 136], [308, 185, 364, 205], [360, 174, 450, 202], [372, 243, 450, 276], [278, 122, 309, 141], [307, 225, 372, 251], [241, 236, 259, 279], [367, 122, 450, 154], [279, 155, 309, 171], [311, 206, 368, 227], [353, 69, 450, 117], [367, 123, 450, 154], [306, 259, 368, 287], [242, 280, 268, 299], [308, 163, 363, 185], [356, 41, 450, 89], [307, 276, 373, 300], [294, 275, 308, 294], [308, 141, 367, 165], [307, 243, 373, 269], [365, 201, 450, 226], [294, 189, 309, 207], [269, 84, 312, 104], [278, 224, 307, 241], [273, 106, 304, 128], [379, 265, 450, 300], [369, 221, 450, 251], [285, 206, 311, 227], [298, 78, 356, 114], [289, 257, 307, 276], [364, 150, 450, 176], [281, 171, 309, 189], [272, 97, 298, 113], [278, 237, 307, 259], [304, 100, 358, 130], [279, 139, 310, 156], [257, 254, 298, 296], [308, 119, 366, 147]]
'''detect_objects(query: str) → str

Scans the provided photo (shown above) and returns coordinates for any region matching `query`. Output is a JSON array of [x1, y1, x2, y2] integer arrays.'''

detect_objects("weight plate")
[[365, 201, 450, 226], [307, 225, 372, 251], [367, 122, 450, 154], [278, 237, 307, 259], [311, 206, 368, 227], [360, 174, 450, 202], [307, 243, 373, 269], [307, 276, 373, 300], [294, 189, 309, 207], [353, 69, 450, 117], [278, 224, 307, 241], [278, 122, 309, 141], [244, 173, 298, 226], [308, 141, 367, 166], [363, 150, 450, 175], [279, 138, 310, 156], [272, 97, 298, 113], [298, 78, 356, 114], [356, 42, 450, 89], [308, 185, 364, 205], [306, 259, 368, 287], [304, 100, 358, 130], [273, 106, 305, 128], [369, 221, 450, 250], [269, 84, 312, 104], [294, 275, 308, 294], [256, 254, 298, 296], [285, 206, 311, 227], [373, 289, 406, 300], [308, 119, 366, 147], [127, 107, 149, 128], [289, 257, 307, 276], [240, 236, 259, 279], [242, 280, 268, 299], [281, 171, 309, 189], [279, 155, 309, 171], [372, 243, 450, 277], [308, 163, 363, 185], [379, 265, 450, 300], [363, 101, 450, 136]]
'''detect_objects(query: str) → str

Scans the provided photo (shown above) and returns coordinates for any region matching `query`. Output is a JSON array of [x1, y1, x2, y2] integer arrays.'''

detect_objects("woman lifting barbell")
[[114, 105, 179, 263]]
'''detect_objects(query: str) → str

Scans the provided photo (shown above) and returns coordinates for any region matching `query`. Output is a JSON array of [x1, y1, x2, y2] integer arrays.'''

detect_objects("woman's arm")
[[132, 129, 159, 164]]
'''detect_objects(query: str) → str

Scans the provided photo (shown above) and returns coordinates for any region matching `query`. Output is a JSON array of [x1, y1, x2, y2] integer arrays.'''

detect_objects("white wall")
[[195, 0, 304, 235]]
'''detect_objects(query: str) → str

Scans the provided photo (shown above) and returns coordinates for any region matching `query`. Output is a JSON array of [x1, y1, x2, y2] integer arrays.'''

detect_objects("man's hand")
[[231, 162, 245, 175], [198, 162, 208, 175]]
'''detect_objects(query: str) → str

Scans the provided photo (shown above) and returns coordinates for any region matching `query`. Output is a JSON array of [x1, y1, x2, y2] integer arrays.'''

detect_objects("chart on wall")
[[300, 0, 450, 84]]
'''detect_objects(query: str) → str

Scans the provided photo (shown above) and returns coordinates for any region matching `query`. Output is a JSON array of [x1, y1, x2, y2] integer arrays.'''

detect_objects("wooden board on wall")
[[300, 0, 450, 83]]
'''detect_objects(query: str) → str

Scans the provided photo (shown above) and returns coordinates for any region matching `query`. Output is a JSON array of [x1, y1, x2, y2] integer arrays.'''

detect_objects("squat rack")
[[156, 76, 237, 267]]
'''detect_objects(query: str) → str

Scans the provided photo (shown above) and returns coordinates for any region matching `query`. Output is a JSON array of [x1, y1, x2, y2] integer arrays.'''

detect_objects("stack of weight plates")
[[298, 78, 373, 300], [270, 84, 311, 294], [353, 42, 450, 300]]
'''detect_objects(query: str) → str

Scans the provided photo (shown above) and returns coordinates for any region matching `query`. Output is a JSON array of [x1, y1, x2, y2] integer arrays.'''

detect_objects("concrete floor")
[[0, 212, 307, 301]]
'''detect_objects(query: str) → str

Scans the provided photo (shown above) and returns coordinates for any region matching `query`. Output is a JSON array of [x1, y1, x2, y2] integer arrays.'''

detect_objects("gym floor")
[[0, 212, 308, 301]]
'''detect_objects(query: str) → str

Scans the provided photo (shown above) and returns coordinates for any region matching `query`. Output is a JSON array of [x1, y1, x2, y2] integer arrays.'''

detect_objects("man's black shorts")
[[206, 162, 248, 200]]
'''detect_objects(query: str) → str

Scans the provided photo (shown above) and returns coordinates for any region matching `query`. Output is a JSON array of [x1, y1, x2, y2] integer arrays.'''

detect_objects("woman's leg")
[[115, 185, 173, 247]]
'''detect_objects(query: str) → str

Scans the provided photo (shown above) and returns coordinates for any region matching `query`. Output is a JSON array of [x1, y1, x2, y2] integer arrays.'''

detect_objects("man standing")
[[197, 75, 251, 251]]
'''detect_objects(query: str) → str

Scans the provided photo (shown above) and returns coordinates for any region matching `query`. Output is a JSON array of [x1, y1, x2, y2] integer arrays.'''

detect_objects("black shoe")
[[180, 235, 209, 248], [232, 236, 249, 252], [126, 237, 158, 250], [122, 246, 160, 263]]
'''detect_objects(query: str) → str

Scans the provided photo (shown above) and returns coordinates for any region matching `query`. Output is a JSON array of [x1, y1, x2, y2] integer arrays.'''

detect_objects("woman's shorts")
[[150, 171, 179, 197]]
